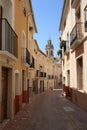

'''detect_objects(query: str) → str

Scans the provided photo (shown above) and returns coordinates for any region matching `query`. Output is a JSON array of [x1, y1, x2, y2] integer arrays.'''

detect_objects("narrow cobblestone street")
[[2, 90, 87, 130]]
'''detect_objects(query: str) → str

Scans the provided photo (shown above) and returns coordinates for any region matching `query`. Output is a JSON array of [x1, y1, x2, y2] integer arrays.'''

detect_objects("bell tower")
[[45, 39, 54, 57]]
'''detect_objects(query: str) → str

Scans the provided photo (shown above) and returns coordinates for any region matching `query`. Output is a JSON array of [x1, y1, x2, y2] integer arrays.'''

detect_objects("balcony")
[[40, 72, 46, 78], [85, 21, 87, 32], [26, 48, 30, 65], [47, 75, 50, 79], [70, 23, 83, 49], [0, 18, 18, 60], [47, 75, 54, 79], [35, 70, 40, 77], [60, 41, 69, 56], [22, 48, 30, 66], [57, 49, 62, 58], [35, 71, 46, 78], [30, 56, 35, 68], [84, 6, 87, 32], [40, 72, 44, 77], [71, 0, 79, 8], [44, 72, 46, 77]]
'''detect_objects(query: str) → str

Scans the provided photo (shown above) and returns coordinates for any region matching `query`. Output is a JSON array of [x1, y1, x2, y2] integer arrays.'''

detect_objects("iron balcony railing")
[[70, 22, 83, 46], [30, 56, 35, 68], [40, 72, 44, 77], [22, 48, 30, 65], [26, 48, 30, 65], [35, 70, 39, 77], [47, 75, 54, 79], [85, 21, 87, 32], [63, 43, 66, 53], [44, 72, 46, 77], [36, 71, 46, 78], [0, 18, 18, 58]]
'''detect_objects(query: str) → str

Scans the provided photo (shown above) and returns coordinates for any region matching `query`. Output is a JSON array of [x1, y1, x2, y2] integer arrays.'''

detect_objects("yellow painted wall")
[[14, 0, 29, 94]]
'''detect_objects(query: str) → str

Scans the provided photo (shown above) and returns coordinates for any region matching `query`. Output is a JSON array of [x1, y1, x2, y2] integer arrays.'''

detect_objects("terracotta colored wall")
[[14, 95, 22, 114]]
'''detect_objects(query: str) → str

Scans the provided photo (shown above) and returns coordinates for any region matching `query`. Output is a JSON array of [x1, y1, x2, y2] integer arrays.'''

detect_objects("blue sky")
[[32, 0, 63, 56]]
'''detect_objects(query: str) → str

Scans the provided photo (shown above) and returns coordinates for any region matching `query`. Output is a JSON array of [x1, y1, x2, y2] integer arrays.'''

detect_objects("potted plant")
[[60, 40, 66, 49], [57, 49, 62, 58]]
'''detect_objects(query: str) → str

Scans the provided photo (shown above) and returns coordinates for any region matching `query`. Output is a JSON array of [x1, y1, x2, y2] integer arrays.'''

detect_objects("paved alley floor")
[[2, 90, 87, 130]]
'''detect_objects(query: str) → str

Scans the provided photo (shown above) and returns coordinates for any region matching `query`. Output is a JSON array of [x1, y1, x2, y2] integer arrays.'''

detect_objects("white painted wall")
[[83, 40, 87, 92], [60, 0, 76, 88], [81, 0, 87, 37]]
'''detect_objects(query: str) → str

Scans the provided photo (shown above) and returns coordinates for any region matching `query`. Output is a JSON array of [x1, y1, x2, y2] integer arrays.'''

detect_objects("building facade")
[[0, 0, 37, 122], [0, 0, 18, 122], [59, 0, 87, 111], [45, 39, 61, 90], [0, 0, 61, 123]]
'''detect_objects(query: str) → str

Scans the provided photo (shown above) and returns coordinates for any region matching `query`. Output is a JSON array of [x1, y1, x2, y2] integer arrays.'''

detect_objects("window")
[[22, 32, 26, 63], [67, 32, 69, 43], [64, 20, 66, 28], [66, 32, 69, 51], [46, 51, 48, 55], [84, 5, 87, 32], [51, 50, 53, 56]]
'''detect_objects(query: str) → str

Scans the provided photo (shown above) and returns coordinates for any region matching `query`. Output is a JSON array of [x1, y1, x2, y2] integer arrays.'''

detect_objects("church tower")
[[45, 39, 54, 57]]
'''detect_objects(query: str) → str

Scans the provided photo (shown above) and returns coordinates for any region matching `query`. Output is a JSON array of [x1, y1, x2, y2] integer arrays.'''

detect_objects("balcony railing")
[[0, 18, 18, 58], [44, 72, 46, 77], [40, 72, 44, 77], [30, 56, 35, 68], [85, 21, 87, 32], [26, 48, 30, 65], [35, 71, 46, 78], [47, 75, 54, 79], [35, 70, 39, 77], [64, 43, 66, 53], [70, 23, 83, 47], [22, 48, 30, 65]]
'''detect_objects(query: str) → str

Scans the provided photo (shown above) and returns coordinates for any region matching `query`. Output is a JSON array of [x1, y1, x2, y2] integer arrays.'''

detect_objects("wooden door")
[[77, 57, 83, 89], [33, 80, 38, 94], [67, 70, 70, 87], [40, 81, 44, 93], [1, 67, 8, 120], [41, 81, 44, 92]]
